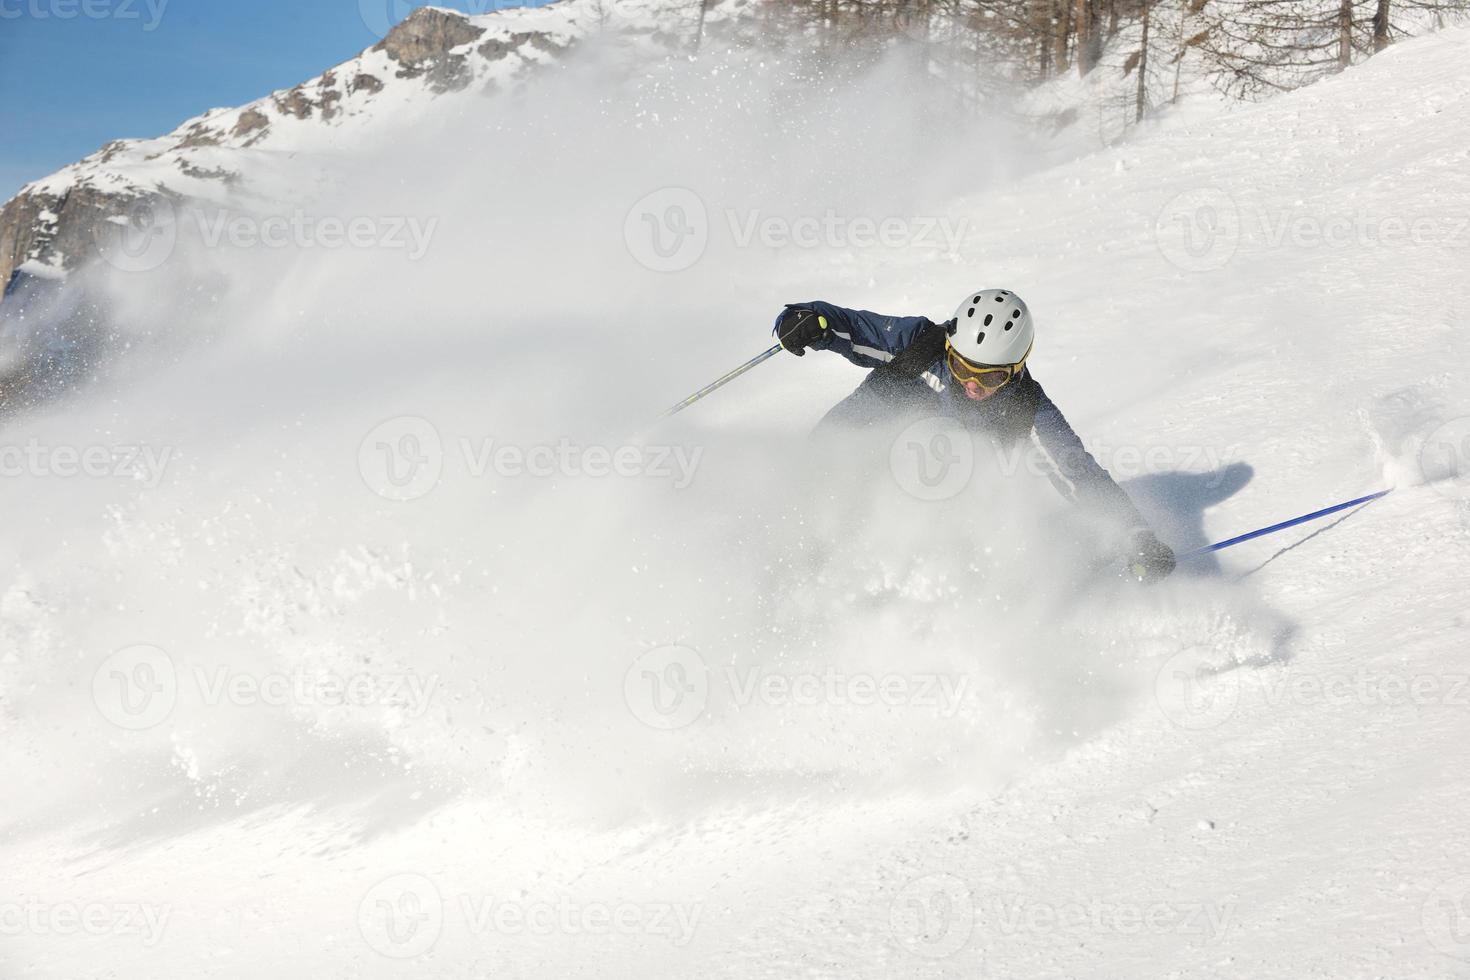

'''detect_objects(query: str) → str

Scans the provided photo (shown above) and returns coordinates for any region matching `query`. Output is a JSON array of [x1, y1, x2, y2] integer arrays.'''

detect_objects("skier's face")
[[945, 343, 1024, 401], [960, 379, 998, 401]]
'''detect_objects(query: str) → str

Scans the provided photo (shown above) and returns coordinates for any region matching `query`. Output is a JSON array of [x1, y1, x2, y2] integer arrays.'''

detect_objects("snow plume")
[[0, 35, 1280, 839]]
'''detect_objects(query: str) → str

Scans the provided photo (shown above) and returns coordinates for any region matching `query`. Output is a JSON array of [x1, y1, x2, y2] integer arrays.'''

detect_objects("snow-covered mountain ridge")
[[0, 0, 742, 290]]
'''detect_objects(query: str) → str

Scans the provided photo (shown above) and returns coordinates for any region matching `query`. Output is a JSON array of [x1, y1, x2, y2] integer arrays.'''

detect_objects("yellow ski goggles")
[[944, 340, 1031, 390]]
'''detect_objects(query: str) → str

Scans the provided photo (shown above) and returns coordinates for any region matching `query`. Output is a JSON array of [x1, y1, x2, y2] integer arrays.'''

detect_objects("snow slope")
[[3, 21, 1470, 980]]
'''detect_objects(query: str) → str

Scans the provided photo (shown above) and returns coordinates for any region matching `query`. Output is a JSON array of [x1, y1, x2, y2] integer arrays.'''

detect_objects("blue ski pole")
[[1177, 488, 1392, 561], [658, 343, 783, 419]]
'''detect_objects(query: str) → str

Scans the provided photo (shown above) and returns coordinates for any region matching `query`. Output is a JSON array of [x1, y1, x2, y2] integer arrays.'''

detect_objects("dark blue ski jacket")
[[789, 300, 1148, 534]]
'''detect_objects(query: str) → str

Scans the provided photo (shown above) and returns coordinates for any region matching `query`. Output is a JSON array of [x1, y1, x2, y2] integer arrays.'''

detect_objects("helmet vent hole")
[[973, 296, 981, 304], [983, 313, 993, 326], [1005, 320, 1014, 330], [995, 296, 1004, 302], [1013, 309, 1021, 318], [976, 331, 986, 345], [966, 308, 975, 318]]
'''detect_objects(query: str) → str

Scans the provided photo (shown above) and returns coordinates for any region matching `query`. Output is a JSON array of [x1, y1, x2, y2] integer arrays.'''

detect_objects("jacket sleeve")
[[778, 301, 937, 369], [1028, 376, 1148, 534]]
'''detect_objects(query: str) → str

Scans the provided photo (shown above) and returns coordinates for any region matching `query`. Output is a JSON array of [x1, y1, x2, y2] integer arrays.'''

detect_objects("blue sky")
[[0, 1, 534, 201]]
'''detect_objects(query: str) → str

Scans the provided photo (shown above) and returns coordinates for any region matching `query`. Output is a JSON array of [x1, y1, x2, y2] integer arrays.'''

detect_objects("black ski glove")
[[774, 307, 829, 356], [1125, 528, 1176, 584]]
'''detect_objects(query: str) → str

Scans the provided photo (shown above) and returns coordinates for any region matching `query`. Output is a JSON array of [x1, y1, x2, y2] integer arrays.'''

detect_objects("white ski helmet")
[[946, 288, 1034, 366]]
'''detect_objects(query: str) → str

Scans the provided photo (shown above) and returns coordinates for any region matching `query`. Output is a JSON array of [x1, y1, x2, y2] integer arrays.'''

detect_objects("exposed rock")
[[349, 73, 384, 95], [317, 71, 343, 120], [232, 108, 270, 139], [375, 7, 486, 66], [273, 86, 316, 120], [479, 31, 571, 62], [176, 160, 237, 183], [0, 186, 167, 290], [319, 88, 344, 121], [97, 140, 132, 164], [175, 123, 223, 150], [374, 7, 491, 92]]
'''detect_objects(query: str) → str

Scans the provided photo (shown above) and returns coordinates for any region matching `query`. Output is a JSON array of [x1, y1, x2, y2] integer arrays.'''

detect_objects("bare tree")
[[1338, 0, 1355, 67], [1136, 0, 1152, 119], [1053, 0, 1075, 70], [1371, 0, 1392, 48], [1075, 0, 1105, 72]]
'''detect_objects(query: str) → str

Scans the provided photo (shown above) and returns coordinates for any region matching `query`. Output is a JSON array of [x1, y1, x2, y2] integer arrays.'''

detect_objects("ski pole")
[[658, 343, 784, 419], [1177, 488, 1392, 561]]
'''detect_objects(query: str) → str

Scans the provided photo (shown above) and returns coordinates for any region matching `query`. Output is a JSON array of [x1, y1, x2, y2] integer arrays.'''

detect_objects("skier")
[[773, 288, 1177, 583]]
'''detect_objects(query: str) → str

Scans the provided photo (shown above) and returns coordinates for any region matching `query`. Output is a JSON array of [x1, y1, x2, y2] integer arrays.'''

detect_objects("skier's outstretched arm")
[[773, 301, 937, 368], [1028, 378, 1177, 581]]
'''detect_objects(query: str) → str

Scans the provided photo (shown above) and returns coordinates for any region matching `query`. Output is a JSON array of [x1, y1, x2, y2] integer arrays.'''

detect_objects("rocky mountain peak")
[[376, 6, 487, 66]]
